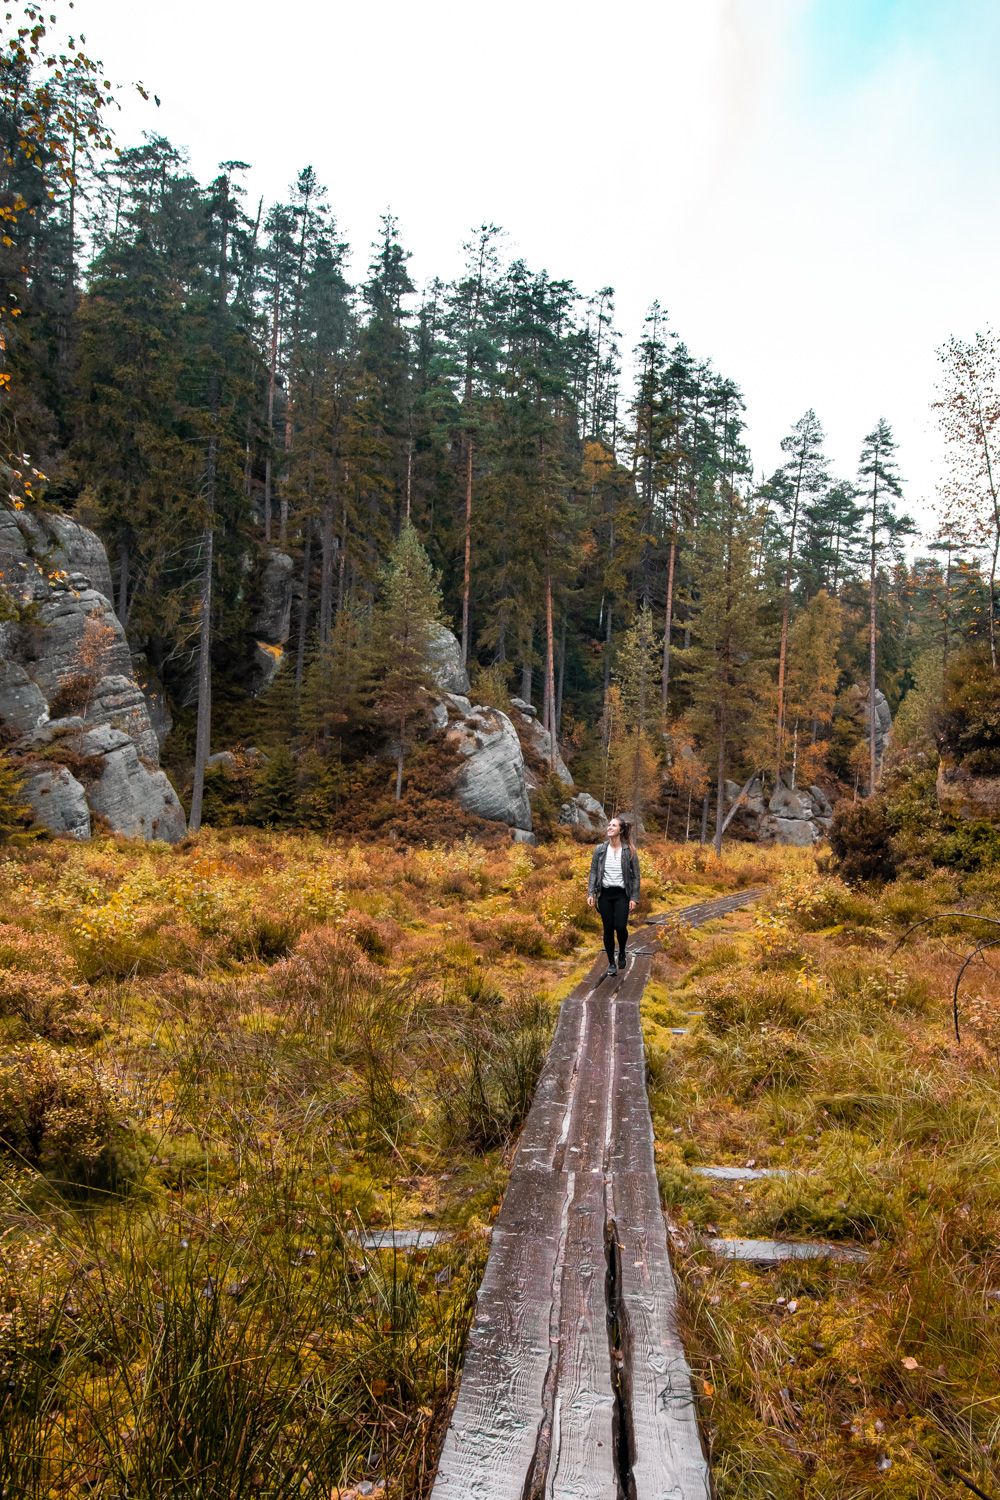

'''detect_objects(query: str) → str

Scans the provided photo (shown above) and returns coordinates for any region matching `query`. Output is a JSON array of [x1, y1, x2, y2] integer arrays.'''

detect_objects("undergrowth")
[[643, 865, 1000, 1500]]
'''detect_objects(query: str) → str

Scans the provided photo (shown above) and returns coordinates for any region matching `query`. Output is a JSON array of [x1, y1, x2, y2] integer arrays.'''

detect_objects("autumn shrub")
[[934, 819, 1000, 873], [0, 748, 30, 842], [46, 672, 94, 719], [0, 1043, 137, 1190], [828, 795, 899, 885], [347, 910, 400, 963], [934, 644, 1000, 773], [468, 912, 549, 957]]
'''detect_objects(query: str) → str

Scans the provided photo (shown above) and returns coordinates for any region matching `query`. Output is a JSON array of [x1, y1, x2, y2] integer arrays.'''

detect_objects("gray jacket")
[[588, 841, 641, 902]]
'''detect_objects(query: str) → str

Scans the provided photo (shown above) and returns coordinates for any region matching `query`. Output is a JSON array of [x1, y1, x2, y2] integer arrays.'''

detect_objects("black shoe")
[[618, 953, 628, 970], [605, 963, 618, 979]]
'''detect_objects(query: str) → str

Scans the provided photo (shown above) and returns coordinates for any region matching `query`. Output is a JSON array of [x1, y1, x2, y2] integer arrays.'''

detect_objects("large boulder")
[[67, 723, 185, 843], [759, 812, 820, 847], [1, 508, 186, 841], [559, 791, 608, 841], [22, 764, 91, 840], [769, 782, 813, 821], [0, 659, 47, 733], [445, 705, 532, 832], [426, 623, 472, 697]]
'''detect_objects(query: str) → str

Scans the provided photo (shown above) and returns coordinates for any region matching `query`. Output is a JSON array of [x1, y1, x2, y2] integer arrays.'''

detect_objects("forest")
[[6, 10, 1000, 1500], [1, 5, 998, 849]]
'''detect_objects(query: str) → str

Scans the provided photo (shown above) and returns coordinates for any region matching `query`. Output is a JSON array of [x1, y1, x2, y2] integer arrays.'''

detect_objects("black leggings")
[[598, 886, 629, 965]]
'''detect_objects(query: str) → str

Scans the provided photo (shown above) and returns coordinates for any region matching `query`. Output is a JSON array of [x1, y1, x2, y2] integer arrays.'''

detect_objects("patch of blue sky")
[[792, 0, 1000, 131]]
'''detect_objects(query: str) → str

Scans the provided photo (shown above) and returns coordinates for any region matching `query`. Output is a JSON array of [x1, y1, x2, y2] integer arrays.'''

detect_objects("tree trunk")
[[699, 794, 709, 845], [556, 611, 567, 733], [521, 660, 532, 705], [544, 568, 556, 769], [336, 475, 348, 617], [396, 720, 404, 801], [406, 434, 413, 521], [189, 182, 229, 835], [662, 532, 676, 708], [264, 280, 279, 544], [461, 436, 473, 664], [714, 699, 727, 856], [869, 484, 878, 794], [775, 473, 802, 778], [319, 495, 335, 646], [295, 519, 311, 701], [189, 458, 215, 835]]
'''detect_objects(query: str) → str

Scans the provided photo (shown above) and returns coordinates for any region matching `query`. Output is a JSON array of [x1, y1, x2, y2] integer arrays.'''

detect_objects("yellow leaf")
[[901, 1356, 919, 1371], [702, 1380, 715, 1396]]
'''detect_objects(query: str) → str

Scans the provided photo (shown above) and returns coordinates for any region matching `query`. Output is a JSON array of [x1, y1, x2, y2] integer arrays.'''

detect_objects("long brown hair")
[[611, 816, 635, 851]]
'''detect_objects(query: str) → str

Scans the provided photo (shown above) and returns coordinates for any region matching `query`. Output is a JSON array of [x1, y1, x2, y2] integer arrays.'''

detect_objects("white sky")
[[77, 0, 1000, 538]]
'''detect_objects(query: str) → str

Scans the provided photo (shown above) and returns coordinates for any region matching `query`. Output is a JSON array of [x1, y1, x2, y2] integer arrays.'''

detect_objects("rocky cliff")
[[424, 625, 607, 843], [0, 508, 186, 842]]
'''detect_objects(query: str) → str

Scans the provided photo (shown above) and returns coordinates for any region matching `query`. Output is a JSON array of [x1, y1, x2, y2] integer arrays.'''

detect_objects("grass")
[[8, 826, 999, 1498], [643, 864, 1000, 1500], [0, 828, 618, 1499]]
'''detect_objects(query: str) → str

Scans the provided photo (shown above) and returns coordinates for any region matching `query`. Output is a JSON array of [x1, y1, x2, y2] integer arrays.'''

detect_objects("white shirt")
[[602, 843, 625, 888]]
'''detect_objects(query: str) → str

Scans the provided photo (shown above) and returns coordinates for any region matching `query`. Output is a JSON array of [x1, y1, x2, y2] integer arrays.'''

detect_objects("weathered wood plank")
[[547, 1170, 618, 1499], [431, 1169, 566, 1500], [613, 1169, 711, 1500], [432, 892, 762, 1500]]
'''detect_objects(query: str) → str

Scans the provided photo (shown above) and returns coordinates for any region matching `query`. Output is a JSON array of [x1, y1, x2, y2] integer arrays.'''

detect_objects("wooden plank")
[[432, 1169, 567, 1500], [558, 994, 614, 1175], [612, 1170, 711, 1500], [433, 893, 765, 1500], [547, 1170, 618, 1499]]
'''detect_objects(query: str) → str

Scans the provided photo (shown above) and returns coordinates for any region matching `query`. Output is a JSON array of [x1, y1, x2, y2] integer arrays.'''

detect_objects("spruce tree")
[[370, 522, 443, 800], [857, 419, 912, 791], [249, 744, 300, 828]]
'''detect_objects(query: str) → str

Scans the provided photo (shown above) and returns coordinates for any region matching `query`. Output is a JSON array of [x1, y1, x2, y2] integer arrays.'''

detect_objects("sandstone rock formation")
[[22, 764, 91, 840], [444, 703, 533, 832], [0, 508, 186, 842], [426, 622, 472, 697], [865, 687, 893, 771], [510, 696, 574, 788], [251, 549, 295, 693], [725, 775, 833, 846], [936, 755, 1000, 823], [558, 791, 609, 840]]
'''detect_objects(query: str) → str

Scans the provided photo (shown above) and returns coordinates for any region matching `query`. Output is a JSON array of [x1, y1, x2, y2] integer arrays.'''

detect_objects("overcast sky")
[[77, 0, 1000, 537]]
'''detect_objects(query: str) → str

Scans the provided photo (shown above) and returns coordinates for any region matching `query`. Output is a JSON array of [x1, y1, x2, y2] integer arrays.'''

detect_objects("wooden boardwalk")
[[432, 890, 763, 1500]]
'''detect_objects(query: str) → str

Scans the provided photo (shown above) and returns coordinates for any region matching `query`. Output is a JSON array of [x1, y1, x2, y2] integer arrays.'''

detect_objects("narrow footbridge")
[[431, 889, 763, 1500]]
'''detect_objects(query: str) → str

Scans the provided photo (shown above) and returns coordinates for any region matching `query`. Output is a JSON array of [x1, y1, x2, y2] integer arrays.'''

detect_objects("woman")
[[587, 817, 640, 978]]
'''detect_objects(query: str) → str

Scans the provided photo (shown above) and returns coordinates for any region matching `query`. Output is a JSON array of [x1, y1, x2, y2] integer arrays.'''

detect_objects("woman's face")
[[607, 818, 621, 841]]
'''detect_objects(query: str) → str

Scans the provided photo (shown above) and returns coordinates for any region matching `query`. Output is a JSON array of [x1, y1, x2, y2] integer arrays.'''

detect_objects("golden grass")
[[644, 864, 1000, 1500]]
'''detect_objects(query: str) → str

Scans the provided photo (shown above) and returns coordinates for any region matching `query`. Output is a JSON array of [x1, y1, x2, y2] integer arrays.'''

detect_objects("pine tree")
[[369, 522, 442, 800], [773, 410, 828, 778], [784, 590, 843, 785], [609, 604, 660, 834], [684, 486, 768, 853], [249, 744, 300, 828], [858, 419, 912, 791]]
